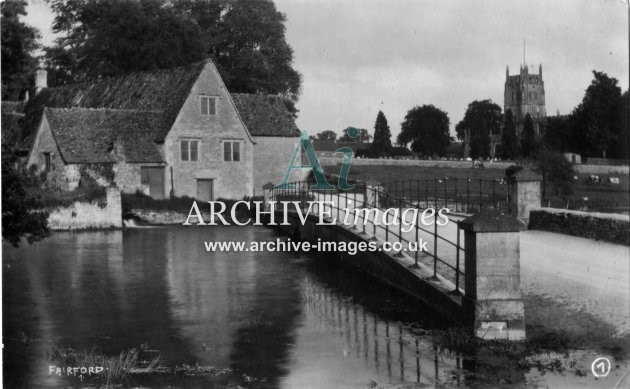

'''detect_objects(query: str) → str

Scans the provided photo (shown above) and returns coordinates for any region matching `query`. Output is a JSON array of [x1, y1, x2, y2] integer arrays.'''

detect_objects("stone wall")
[[113, 161, 167, 195], [320, 157, 513, 170], [164, 62, 253, 200], [47, 187, 123, 230], [528, 208, 630, 245], [252, 135, 302, 195], [27, 115, 74, 190], [575, 164, 629, 175]]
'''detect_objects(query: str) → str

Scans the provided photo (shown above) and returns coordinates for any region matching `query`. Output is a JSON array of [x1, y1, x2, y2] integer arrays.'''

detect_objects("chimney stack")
[[36, 69, 48, 94]]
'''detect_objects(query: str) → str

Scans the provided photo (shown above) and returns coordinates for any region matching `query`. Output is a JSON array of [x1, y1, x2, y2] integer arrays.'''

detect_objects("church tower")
[[504, 61, 546, 136]]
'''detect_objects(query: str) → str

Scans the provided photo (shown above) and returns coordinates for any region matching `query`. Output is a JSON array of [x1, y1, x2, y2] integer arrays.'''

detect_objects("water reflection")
[[4, 226, 528, 388]]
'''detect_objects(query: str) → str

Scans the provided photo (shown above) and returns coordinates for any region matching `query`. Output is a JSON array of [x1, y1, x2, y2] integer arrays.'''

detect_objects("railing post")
[[398, 197, 403, 246], [454, 178, 459, 212], [411, 214, 420, 269], [460, 207, 526, 340], [466, 179, 470, 213], [478, 178, 482, 211], [431, 216, 438, 279], [434, 179, 438, 209], [453, 225, 461, 295]]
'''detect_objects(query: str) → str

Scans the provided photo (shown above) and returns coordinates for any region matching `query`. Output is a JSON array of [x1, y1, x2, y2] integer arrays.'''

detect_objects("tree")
[[398, 105, 451, 157], [501, 109, 519, 159], [370, 111, 392, 157], [44, 0, 206, 84], [1, 0, 41, 100], [203, 0, 301, 108], [338, 127, 370, 143], [533, 148, 575, 199], [2, 145, 50, 247], [572, 71, 622, 158], [45, 0, 302, 112], [543, 115, 572, 153], [520, 114, 535, 157], [316, 130, 337, 141], [455, 100, 502, 159], [616, 91, 629, 159]]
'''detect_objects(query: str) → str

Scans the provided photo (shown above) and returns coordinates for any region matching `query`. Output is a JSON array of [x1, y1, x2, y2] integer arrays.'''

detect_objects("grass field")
[[333, 163, 629, 214]]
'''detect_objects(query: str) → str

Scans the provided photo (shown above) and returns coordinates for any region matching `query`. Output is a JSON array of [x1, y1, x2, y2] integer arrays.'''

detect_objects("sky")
[[24, 0, 629, 139]]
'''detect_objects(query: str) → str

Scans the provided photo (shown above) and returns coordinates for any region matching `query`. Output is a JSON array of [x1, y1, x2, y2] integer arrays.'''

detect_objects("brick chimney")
[[36, 69, 48, 94]]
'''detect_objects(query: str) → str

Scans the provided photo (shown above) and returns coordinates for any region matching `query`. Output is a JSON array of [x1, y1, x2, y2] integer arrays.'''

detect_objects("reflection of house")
[[24, 60, 300, 199]]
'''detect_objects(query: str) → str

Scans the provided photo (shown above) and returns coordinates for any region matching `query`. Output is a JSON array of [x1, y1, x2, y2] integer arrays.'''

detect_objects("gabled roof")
[[21, 60, 209, 148], [44, 108, 164, 163], [230, 93, 299, 137]]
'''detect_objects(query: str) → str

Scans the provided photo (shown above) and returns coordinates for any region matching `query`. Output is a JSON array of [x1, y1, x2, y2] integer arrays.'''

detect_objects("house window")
[[181, 139, 199, 161], [200, 96, 216, 116], [223, 141, 240, 162], [43, 152, 51, 172]]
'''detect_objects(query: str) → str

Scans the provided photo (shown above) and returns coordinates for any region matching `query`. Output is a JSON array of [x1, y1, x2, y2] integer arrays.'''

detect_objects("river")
[[3, 226, 627, 388]]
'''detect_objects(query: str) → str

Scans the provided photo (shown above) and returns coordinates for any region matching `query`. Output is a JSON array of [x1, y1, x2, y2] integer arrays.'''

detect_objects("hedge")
[[528, 208, 629, 245]]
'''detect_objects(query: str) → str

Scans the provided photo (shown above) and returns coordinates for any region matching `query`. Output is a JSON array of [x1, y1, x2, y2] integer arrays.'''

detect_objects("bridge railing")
[[381, 178, 510, 214], [269, 181, 465, 296]]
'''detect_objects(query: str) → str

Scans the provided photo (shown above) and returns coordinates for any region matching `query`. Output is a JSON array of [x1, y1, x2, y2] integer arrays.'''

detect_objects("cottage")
[[23, 60, 301, 200]]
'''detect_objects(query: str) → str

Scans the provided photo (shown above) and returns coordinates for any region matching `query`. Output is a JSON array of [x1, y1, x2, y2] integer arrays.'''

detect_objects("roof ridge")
[[40, 59, 212, 93], [45, 107, 163, 114]]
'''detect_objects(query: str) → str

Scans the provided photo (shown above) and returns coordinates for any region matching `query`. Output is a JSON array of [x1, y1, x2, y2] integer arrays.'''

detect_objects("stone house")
[[23, 59, 300, 200], [230, 93, 300, 194]]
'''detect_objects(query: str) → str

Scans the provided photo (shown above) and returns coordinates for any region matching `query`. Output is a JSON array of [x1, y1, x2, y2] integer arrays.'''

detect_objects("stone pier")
[[461, 207, 526, 340]]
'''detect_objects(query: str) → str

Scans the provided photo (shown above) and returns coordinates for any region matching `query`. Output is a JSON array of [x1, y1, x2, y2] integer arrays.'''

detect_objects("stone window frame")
[[223, 140, 242, 162], [180, 138, 200, 162], [199, 95, 217, 116]]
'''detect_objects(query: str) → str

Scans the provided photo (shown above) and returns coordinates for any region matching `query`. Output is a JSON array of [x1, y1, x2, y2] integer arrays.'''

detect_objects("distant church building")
[[466, 59, 547, 159], [504, 63, 547, 137]]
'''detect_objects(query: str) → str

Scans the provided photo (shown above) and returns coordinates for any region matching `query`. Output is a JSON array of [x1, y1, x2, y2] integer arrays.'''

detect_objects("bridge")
[[263, 167, 544, 341]]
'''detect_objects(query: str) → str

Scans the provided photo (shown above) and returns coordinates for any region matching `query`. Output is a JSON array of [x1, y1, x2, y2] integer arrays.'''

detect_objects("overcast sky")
[[25, 0, 629, 138]]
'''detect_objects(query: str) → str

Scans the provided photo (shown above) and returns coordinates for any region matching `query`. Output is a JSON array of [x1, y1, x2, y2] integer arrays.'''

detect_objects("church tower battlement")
[[504, 63, 546, 135]]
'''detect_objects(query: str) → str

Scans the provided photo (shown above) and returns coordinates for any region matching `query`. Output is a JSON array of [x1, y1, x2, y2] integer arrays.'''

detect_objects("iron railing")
[[268, 181, 466, 296], [381, 178, 510, 214]]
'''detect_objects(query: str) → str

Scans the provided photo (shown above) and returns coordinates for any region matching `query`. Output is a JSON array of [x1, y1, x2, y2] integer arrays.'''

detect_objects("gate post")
[[364, 179, 381, 208], [506, 166, 542, 221], [460, 207, 526, 341]]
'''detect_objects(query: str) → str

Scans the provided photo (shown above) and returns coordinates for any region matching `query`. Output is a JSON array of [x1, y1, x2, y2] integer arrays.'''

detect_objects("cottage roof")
[[21, 60, 208, 148], [44, 108, 164, 163], [230, 93, 299, 137]]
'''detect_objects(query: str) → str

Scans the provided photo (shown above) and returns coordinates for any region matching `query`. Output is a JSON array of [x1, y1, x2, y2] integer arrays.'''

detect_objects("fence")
[[269, 180, 466, 296], [380, 178, 510, 214]]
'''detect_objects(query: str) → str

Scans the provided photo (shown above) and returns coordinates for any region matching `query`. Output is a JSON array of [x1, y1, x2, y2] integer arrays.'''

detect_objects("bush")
[[33, 174, 107, 209], [533, 149, 575, 198], [121, 191, 196, 214], [391, 146, 412, 157]]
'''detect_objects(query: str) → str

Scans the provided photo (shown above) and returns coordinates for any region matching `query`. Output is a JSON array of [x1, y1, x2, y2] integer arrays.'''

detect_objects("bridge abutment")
[[461, 208, 526, 340]]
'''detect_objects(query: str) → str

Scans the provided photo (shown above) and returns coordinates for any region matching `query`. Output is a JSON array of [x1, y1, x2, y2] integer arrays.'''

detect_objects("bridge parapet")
[[460, 207, 526, 340]]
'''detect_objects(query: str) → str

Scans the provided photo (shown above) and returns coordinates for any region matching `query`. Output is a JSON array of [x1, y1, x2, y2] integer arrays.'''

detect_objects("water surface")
[[3, 226, 624, 388]]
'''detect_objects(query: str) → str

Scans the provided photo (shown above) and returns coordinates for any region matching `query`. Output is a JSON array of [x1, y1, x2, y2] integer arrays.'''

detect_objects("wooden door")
[[147, 167, 165, 199], [196, 179, 214, 202]]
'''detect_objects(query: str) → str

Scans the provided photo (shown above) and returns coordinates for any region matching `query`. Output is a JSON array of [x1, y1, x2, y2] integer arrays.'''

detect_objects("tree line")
[[341, 70, 628, 162], [2, 0, 301, 113]]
